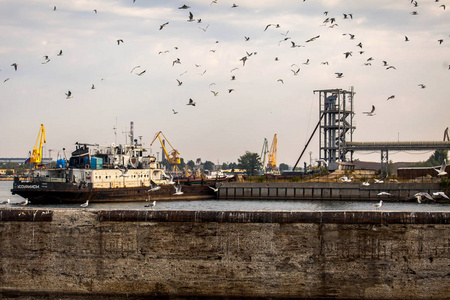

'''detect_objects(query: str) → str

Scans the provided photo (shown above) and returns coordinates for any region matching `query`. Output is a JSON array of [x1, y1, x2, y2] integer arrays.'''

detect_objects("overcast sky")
[[0, 0, 449, 166]]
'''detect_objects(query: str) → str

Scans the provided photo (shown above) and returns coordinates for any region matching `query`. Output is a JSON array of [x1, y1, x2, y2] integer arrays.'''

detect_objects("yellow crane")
[[29, 124, 46, 164], [150, 131, 181, 170], [267, 134, 278, 173]]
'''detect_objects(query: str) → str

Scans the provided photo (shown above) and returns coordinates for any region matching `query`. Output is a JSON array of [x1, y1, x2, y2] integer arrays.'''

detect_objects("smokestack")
[[130, 121, 134, 145]]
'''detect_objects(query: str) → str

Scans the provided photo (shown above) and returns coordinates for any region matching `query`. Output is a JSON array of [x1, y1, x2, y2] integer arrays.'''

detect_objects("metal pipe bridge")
[[345, 141, 450, 176]]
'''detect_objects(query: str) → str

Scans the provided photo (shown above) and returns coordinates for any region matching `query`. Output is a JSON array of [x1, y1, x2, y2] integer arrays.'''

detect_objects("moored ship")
[[11, 141, 215, 203]]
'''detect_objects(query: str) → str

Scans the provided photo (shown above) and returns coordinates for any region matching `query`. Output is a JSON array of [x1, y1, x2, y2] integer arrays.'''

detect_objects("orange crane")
[[150, 131, 181, 171], [29, 124, 46, 164]]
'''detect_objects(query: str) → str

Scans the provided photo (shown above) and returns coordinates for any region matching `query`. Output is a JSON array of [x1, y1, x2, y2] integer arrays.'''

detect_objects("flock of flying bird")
[[2, 1, 448, 119]]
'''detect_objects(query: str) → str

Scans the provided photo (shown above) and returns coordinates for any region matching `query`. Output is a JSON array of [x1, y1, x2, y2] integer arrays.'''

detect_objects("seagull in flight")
[[176, 79, 183, 86], [11, 63, 18, 71], [374, 178, 384, 184], [208, 186, 219, 192], [434, 159, 447, 176], [179, 4, 190, 9], [363, 105, 375, 116], [65, 90, 73, 99], [57, 50, 63, 56], [418, 84, 426, 89], [187, 98, 196, 106], [305, 35, 320, 42], [166, 174, 176, 184], [172, 109, 178, 114], [291, 68, 300, 75], [117, 39, 124, 45], [173, 184, 184, 195], [432, 191, 449, 200], [130, 66, 140, 73], [264, 24, 280, 31], [377, 192, 391, 197], [414, 192, 434, 203], [387, 95, 395, 101], [159, 22, 169, 30], [136, 70, 146, 76], [119, 168, 129, 177], [187, 11, 195, 22], [148, 180, 161, 192], [335, 72, 343, 78]]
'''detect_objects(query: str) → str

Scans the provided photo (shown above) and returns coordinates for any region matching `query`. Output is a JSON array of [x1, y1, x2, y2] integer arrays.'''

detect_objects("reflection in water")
[[1, 181, 449, 212]]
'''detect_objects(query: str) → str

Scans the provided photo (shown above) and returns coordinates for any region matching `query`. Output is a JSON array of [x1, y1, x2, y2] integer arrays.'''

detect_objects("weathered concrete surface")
[[1, 209, 449, 299]]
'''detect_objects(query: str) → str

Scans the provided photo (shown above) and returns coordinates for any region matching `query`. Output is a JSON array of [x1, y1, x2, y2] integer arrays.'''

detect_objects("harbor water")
[[1, 180, 449, 212]]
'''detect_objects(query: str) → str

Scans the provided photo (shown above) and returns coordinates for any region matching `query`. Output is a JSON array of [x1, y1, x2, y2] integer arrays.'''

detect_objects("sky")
[[0, 0, 449, 167]]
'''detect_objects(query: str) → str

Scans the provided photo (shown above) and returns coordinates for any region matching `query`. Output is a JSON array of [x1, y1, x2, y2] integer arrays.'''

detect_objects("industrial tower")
[[315, 88, 355, 171]]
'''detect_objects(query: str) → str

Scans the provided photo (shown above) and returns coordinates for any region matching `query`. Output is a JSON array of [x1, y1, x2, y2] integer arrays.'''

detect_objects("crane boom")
[[150, 131, 181, 165], [30, 124, 46, 164], [267, 134, 277, 170], [260, 138, 269, 174]]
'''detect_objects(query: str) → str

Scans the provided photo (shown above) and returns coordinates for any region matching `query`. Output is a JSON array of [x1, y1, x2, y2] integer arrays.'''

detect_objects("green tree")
[[279, 163, 289, 171], [413, 150, 448, 167], [221, 162, 228, 170], [186, 160, 195, 168], [203, 160, 215, 171], [238, 151, 261, 176]]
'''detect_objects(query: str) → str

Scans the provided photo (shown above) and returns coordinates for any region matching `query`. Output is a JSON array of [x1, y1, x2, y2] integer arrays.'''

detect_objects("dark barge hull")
[[11, 180, 216, 203]]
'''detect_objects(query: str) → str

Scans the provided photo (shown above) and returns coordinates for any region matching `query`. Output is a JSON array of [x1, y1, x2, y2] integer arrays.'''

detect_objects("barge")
[[11, 141, 215, 203]]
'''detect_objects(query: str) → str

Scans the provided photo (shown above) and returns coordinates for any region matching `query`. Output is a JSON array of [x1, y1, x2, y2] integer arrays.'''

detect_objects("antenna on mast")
[[113, 117, 118, 144]]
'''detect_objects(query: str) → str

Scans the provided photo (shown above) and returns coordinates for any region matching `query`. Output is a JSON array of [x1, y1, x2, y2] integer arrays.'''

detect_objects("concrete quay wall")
[[1, 209, 449, 299], [218, 182, 444, 201]]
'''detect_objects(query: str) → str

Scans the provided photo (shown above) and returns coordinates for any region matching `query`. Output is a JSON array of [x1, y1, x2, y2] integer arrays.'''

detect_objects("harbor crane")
[[29, 124, 46, 164], [260, 138, 269, 174], [267, 134, 279, 174], [150, 131, 181, 172]]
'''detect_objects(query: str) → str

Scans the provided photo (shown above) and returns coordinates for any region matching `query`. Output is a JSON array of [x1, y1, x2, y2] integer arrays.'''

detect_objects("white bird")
[[362, 181, 370, 186], [373, 200, 383, 210], [208, 186, 219, 192], [339, 176, 353, 182], [363, 105, 375, 116], [145, 200, 156, 209], [434, 160, 447, 176], [414, 192, 434, 203], [119, 168, 129, 177], [80, 200, 89, 208], [166, 174, 175, 185], [432, 192, 450, 200], [17, 199, 29, 207], [374, 178, 384, 184], [173, 184, 184, 195], [148, 180, 161, 192], [377, 192, 391, 197]]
